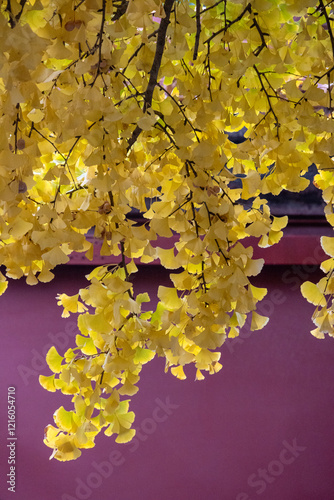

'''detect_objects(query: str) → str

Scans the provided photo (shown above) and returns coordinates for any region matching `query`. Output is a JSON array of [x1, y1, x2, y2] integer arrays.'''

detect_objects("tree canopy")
[[1, 0, 334, 461]]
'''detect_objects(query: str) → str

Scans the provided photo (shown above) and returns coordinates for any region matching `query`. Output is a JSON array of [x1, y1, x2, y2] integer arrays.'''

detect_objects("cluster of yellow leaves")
[[301, 236, 334, 339], [41, 265, 156, 460], [302, 170, 334, 338], [0, 0, 334, 460]]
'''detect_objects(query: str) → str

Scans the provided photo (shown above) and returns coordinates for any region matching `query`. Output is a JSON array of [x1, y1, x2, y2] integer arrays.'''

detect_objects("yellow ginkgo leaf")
[[249, 284, 267, 301], [42, 247, 70, 266], [171, 365, 187, 380], [75, 335, 97, 355], [158, 286, 182, 311], [310, 327, 325, 339], [321, 236, 334, 258], [195, 369, 205, 381], [53, 406, 75, 432], [250, 311, 269, 331], [157, 246, 180, 269], [46, 346, 64, 373], [115, 429, 136, 444], [133, 347, 155, 364], [39, 374, 56, 392], [0, 280, 8, 296], [300, 281, 327, 307]]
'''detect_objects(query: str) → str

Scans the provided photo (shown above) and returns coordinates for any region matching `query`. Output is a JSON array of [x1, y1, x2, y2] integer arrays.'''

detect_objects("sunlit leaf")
[[301, 281, 327, 307], [46, 346, 64, 373]]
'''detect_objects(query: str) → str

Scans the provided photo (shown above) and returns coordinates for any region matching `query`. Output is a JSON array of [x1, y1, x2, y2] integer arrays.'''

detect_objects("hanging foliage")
[[1, 0, 334, 460]]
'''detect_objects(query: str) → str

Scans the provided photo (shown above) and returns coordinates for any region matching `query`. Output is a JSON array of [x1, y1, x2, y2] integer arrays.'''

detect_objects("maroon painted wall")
[[1, 263, 334, 500]]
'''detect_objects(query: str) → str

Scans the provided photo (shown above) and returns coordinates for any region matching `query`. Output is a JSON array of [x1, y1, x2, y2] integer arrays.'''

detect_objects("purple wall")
[[1, 264, 334, 500]]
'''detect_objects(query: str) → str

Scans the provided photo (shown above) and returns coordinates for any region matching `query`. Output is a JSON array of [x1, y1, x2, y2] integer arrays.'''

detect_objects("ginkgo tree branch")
[[13, 104, 20, 154], [328, 73, 333, 118], [168, 192, 193, 216], [90, 0, 107, 87], [154, 120, 178, 147], [144, 145, 174, 171], [30, 125, 67, 162], [127, 0, 175, 151], [203, 201, 230, 264], [319, 0, 334, 57], [193, 0, 201, 61], [107, 190, 134, 299], [196, 0, 226, 16], [205, 43, 213, 101], [111, 0, 129, 21], [5, 0, 27, 28], [251, 14, 269, 56], [204, 2, 251, 45], [156, 82, 201, 142], [253, 65, 280, 138], [123, 28, 160, 74], [190, 200, 208, 293]]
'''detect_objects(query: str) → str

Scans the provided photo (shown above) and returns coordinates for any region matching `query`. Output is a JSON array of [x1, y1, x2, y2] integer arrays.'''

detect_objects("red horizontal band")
[[67, 219, 333, 266]]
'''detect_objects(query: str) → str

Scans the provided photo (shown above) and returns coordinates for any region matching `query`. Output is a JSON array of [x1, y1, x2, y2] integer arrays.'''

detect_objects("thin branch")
[[111, 0, 129, 21], [127, 0, 175, 151], [74, 0, 86, 10], [186, 159, 198, 177], [181, 58, 195, 78], [204, 2, 251, 45], [5, 0, 15, 28], [51, 135, 81, 204], [328, 73, 333, 119], [203, 202, 229, 264], [5, 0, 27, 27], [144, 144, 174, 171], [107, 191, 134, 299], [156, 82, 200, 142], [205, 43, 213, 101], [13, 104, 20, 154], [311, 0, 334, 14], [15, 0, 27, 23], [319, 0, 334, 57], [123, 29, 159, 74], [190, 201, 209, 292], [90, 0, 107, 87], [115, 69, 144, 108], [169, 192, 193, 216], [31, 125, 66, 161], [142, 0, 175, 111], [251, 15, 268, 56], [74, 350, 109, 361], [120, 241, 134, 299], [253, 65, 280, 138], [193, 0, 201, 61], [154, 121, 178, 147], [195, 0, 226, 17], [191, 202, 199, 238]]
